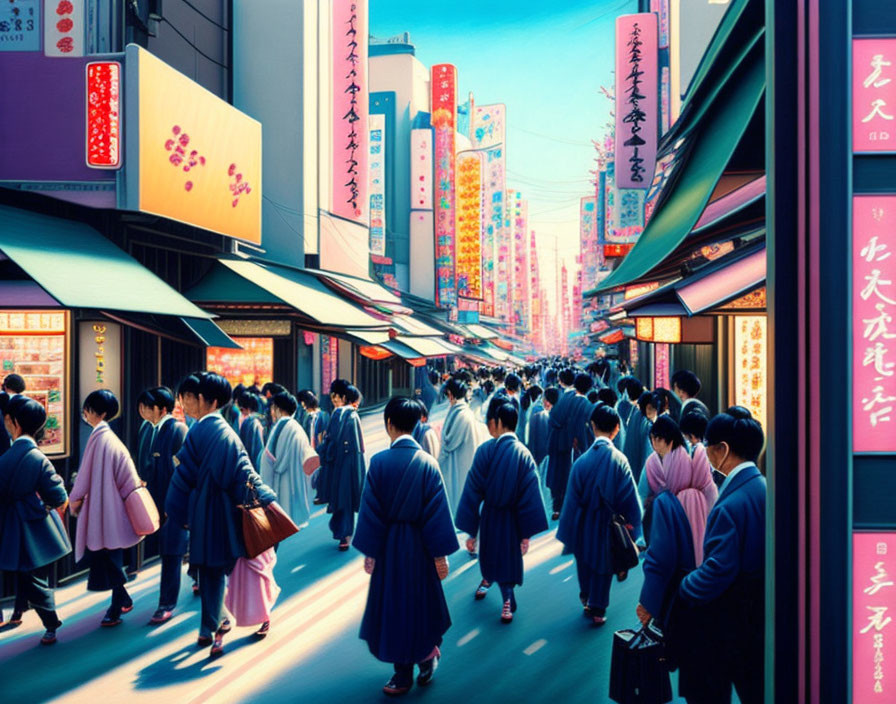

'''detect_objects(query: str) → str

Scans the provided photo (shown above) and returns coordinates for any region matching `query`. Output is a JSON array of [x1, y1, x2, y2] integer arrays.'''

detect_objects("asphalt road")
[[0, 404, 699, 703]]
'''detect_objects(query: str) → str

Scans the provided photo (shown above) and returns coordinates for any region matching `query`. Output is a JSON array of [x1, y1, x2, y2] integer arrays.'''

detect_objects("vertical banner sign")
[[530, 229, 539, 341], [0, 0, 39, 52], [650, 0, 670, 49], [512, 194, 530, 334], [332, 0, 368, 223], [455, 152, 483, 300], [853, 39, 896, 153], [471, 104, 506, 319], [86, 61, 121, 169], [368, 113, 386, 256], [44, 0, 83, 57], [580, 197, 598, 290], [500, 190, 514, 323], [431, 64, 457, 308], [853, 532, 896, 700], [734, 315, 768, 433], [615, 13, 658, 189], [654, 342, 670, 389], [410, 128, 433, 209], [852, 196, 896, 452]]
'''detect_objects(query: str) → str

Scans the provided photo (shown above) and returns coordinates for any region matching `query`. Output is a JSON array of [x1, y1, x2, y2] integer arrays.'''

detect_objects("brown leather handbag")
[[239, 482, 299, 558]]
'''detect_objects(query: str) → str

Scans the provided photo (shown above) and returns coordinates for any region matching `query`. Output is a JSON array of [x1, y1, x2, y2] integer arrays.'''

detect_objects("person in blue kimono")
[[546, 368, 577, 520], [455, 398, 548, 624], [315, 379, 350, 506], [557, 404, 642, 626], [624, 390, 658, 485], [0, 396, 71, 644], [615, 377, 642, 432], [238, 392, 266, 470], [324, 384, 366, 551], [135, 389, 156, 481], [221, 383, 245, 434], [597, 388, 625, 451], [526, 385, 549, 466], [300, 391, 329, 452], [142, 387, 190, 625], [569, 373, 595, 461], [166, 372, 277, 658], [660, 406, 766, 704], [354, 397, 459, 697]]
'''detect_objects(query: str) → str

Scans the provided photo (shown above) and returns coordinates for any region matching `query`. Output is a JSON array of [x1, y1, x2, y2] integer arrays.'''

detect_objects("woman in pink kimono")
[[70, 390, 143, 627]]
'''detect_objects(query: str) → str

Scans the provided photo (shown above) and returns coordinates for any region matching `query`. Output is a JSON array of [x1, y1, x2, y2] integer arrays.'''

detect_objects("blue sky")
[[369, 0, 637, 310]]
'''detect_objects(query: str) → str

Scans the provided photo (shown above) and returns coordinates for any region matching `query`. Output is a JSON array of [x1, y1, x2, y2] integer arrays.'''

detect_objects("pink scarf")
[[69, 423, 142, 562]]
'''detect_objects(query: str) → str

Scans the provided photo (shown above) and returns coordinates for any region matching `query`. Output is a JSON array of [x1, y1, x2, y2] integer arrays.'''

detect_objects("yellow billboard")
[[127, 46, 262, 244]]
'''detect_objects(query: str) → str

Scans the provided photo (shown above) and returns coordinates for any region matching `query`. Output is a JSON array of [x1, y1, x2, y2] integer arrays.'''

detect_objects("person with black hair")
[[557, 404, 642, 626], [166, 372, 277, 658], [526, 386, 550, 468], [456, 398, 548, 624], [0, 396, 71, 643], [70, 389, 143, 628], [570, 373, 596, 462], [314, 380, 351, 506], [353, 396, 458, 697], [545, 369, 578, 520], [2, 373, 25, 395], [323, 384, 366, 551], [222, 383, 246, 434], [238, 393, 266, 470], [412, 401, 441, 458], [141, 386, 191, 625], [135, 389, 157, 482], [177, 373, 202, 428], [299, 391, 329, 451], [622, 390, 656, 484], [414, 366, 440, 414], [668, 406, 766, 704], [680, 411, 722, 490], [671, 370, 710, 419], [260, 392, 320, 535], [503, 373, 522, 415], [0, 392, 11, 457], [437, 377, 480, 526]]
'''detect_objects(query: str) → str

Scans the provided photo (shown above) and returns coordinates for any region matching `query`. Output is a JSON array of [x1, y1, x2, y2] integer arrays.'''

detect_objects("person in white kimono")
[[260, 392, 320, 529]]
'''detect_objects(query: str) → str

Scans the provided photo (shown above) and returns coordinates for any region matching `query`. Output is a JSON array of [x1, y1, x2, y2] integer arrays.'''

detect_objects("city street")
[[0, 405, 674, 703]]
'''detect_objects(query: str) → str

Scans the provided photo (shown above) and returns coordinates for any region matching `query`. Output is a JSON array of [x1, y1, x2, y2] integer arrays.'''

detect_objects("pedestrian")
[[526, 385, 549, 466], [166, 372, 277, 658], [223, 383, 246, 434], [671, 370, 710, 419], [324, 383, 365, 551], [455, 398, 548, 624], [615, 377, 643, 432], [570, 372, 595, 461], [660, 406, 766, 704], [176, 373, 201, 429], [624, 390, 660, 484], [260, 391, 320, 530], [315, 378, 350, 506], [224, 547, 280, 639], [143, 386, 190, 625], [135, 389, 156, 481], [353, 397, 458, 697], [1, 373, 25, 395], [237, 392, 266, 470], [546, 368, 577, 520], [300, 391, 329, 451], [412, 401, 441, 458], [0, 396, 71, 643], [437, 377, 479, 523], [681, 410, 723, 489], [69, 390, 143, 627], [596, 388, 624, 451], [557, 404, 642, 626]]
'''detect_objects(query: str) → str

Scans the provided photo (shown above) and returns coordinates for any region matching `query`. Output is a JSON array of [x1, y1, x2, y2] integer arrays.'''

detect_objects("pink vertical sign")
[[431, 63, 458, 308], [853, 196, 896, 452], [853, 532, 896, 700], [332, 0, 368, 223], [654, 342, 669, 389], [853, 39, 896, 153], [615, 13, 658, 189]]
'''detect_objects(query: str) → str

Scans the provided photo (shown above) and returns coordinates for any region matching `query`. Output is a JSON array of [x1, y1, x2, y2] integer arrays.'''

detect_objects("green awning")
[[382, 339, 425, 361], [588, 43, 765, 295], [186, 259, 390, 329], [180, 317, 242, 349], [0, 205, 211, 318]]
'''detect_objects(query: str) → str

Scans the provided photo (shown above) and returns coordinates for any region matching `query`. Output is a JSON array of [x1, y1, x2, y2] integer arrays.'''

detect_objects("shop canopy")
[[382, 336, 460, 360], [186, 258, 391, 330], [464, 323, 499, 340], [311, 269, 409, 313], [0, 205, 210, 318], [588, 40, 765, 296]]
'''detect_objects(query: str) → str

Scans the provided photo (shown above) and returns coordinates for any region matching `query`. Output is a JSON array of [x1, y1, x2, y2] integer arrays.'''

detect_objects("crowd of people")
[[0, 358, 765, 703]]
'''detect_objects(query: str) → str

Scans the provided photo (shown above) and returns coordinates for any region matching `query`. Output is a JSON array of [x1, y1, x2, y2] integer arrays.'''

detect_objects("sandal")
[[255, 620, 270, 638], [474, 580, 491, 600]]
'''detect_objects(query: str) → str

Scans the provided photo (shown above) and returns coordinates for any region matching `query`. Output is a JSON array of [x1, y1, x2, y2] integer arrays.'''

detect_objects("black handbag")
[[609, 623, 673, 704], [597, 487, 640, 577]]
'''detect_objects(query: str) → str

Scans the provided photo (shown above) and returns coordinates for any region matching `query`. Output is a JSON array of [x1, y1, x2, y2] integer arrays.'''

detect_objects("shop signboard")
[[44, 0, 83, 57], [0, 0, 40, 52], [853, 195, 896, 452], [207, 336, 273, 389], [615, 13, 658, 189], [853, 38, 896, 153], [368, 113, 386, 256], [853, 531, 896, 700], [455, 151, 483, 300], [410, 128, 433, 210], [734, 315, 767, 433], [86, 61, 121, 169], [654, 342, 670, 389], [471, 104, 505, 319], [78, 320, 121, 411], [431, 63, 458, 308]]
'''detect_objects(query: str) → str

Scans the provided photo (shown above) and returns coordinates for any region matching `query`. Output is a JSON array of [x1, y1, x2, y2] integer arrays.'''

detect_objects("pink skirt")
[[225, 548, 281, 626]]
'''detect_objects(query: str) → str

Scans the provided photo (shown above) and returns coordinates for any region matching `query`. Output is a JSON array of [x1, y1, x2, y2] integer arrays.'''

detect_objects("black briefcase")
[[609, 624, 673, 704]]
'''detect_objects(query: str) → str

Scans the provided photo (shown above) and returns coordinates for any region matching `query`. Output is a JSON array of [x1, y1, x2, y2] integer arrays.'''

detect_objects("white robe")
[[437, 400, 481, 516], [260, 417, 319, 528], [420, 427, 441, 459]]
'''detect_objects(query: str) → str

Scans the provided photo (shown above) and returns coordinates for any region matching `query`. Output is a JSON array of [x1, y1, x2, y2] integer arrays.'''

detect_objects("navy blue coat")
[[302, 409, 329, 450], [147, 417, 189, 556], [455, 434, 549, 586], [0, 417, 11, 457], [0, 437, 71, 571], [412, 421, 432, 447], [135, 419, 154, 482], [354, 436, 459, 664], [315, 406, 347, 502], [568, 395, 595, 460], [527, 406, 550, 465], [238, 415, 265, 470], [639, 491, 695, 624], [557, 438, 643, 575], [546, 387, 576, 494], [622, 410, 651, 483], [167, 414, 276, 568], [324, 408, 365, 515]]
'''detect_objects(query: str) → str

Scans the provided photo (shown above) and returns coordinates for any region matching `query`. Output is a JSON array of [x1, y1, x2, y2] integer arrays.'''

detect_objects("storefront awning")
[[588, 41, 765, 295], [180, 317, 242, 349], [391, 336, 455, 358], [186, 259, 391, 330], [0, 205, 211, 318], [464, 323, 499, 340], [390, 314, 445, 338], [345, 329, 392, 346], [312, 270, 406, 311]]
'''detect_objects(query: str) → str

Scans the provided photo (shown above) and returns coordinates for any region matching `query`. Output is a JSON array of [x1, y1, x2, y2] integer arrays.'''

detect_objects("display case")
[[207, 336, 273, 388]]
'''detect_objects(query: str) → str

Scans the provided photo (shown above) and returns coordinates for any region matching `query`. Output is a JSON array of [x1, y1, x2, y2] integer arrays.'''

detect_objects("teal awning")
[[185, 259, 390, 330], [0, 205, 211, 318], [180, 317, 242, 349], [588, 42, 765, 295]]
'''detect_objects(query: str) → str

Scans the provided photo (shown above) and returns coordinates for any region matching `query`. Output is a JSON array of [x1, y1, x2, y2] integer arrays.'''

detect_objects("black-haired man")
[[546, 368, 577, 520]]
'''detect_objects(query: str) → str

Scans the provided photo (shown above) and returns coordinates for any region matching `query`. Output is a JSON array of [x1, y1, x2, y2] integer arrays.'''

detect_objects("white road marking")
[[457, 628, 480, 646], [523, 639, 547, 656], [563, 576, 572, 582], [291, 563, 306, 574], [549, 559, 574, 575]]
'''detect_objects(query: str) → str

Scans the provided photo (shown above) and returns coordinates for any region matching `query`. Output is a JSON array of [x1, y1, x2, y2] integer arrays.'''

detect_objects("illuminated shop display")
[[207, 336, 273, 388]]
